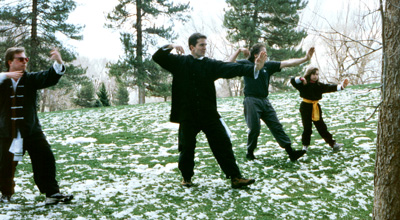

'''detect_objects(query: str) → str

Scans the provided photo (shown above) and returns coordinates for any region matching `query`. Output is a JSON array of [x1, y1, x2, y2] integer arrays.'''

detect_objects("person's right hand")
[[343, 79, 349, 88], [170, 44, 184, 55], [6, 71, 24, 81], [301, 78, 308, 85], [255, 51, 267, 71]]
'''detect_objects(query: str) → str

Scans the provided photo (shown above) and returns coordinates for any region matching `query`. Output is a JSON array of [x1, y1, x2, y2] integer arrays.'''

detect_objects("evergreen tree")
[[73, 81, 96, 108], [224, 0, 308, 89], [0, 0, 87, 110], [106, 0, 191, 104], [97, 82, 111, 107], [144, 59, 171, 101], [115, 83, 129, 106]]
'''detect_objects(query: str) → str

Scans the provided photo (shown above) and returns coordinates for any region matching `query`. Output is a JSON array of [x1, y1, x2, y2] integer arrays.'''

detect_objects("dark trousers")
[[178, 118, 242, 180], [0, 133, 60, 197], [243, 97, 291, 152], [300, 102, 335, 146], [0, 139, 18, 196]]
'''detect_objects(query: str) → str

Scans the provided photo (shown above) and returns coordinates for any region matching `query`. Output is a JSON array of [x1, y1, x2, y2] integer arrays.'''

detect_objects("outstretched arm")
[[280, 47, 315, 68], [227, 48, 249, 62]]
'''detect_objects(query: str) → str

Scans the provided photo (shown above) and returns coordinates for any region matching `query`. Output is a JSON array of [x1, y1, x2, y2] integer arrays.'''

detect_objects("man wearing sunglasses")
[[0, 47, 73, 205]]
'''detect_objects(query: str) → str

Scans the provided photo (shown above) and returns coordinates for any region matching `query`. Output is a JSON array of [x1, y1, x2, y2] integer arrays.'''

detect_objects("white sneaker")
[[45, 193, 74, 205], [333, 143, 344, 151], [303, 145, 309, 151]]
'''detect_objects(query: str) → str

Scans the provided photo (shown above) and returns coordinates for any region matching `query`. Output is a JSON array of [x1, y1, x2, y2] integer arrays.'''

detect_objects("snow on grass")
[[0, 85, 379, 219]]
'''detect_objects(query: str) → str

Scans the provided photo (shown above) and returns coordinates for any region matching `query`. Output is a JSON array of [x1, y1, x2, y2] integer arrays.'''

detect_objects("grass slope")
[[0, 84, 380, 219]]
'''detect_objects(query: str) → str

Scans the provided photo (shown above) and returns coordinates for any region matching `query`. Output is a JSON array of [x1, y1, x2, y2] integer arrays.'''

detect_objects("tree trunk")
[[30, 0, 39, 71], [40, 89, 48, 112], [136, 0, 145, 104], [373, 0, 400, 219]]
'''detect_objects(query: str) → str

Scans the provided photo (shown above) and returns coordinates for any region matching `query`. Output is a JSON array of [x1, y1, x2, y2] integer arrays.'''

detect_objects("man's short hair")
[[5, 47, 25, 70], [188, 33, 207, 48], [248, 43, 266, 63]]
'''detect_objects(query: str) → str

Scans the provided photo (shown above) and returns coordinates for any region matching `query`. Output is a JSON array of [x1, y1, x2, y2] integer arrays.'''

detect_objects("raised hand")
[[343, 79, 349, 88], [255, 51, 267, 71], [50, 48, 63, 64], [306, 47, 315, 60]]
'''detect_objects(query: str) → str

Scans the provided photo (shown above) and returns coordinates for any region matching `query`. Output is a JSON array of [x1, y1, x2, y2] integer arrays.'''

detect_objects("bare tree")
[[302, 0, 382, 85], [373, 0, 400, 219]]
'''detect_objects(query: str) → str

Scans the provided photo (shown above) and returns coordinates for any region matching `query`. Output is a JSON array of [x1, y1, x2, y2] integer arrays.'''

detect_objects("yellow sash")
[[303, 98, 320, 121]]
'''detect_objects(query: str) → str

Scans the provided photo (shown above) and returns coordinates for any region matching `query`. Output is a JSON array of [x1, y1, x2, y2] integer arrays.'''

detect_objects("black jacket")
[[152, 46, 256, 123], [0, 66, 63, 138], [290, 77, 338, 101]]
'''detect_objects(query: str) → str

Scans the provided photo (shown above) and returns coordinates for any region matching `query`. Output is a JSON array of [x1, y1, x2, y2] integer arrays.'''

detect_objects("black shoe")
[[45, 193, 74, 205], [288, 150, 306, 161], [285, 146, 306, 161], [181, 178, 193, 187], [0, 194, 11, 203], [231, 177, 255, 189], [246, 152, 256, 160]]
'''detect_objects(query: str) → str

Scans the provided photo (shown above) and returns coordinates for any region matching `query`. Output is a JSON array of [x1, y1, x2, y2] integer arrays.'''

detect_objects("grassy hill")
[[0, 84, 380, 219]]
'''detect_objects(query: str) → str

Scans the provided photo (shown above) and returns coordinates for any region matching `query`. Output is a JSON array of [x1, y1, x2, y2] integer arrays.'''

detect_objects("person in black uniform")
[[291, 66, 348, 151], [152, 33, 267, 188], [0, 47, 73, 205], [228, 44, 315, 161]]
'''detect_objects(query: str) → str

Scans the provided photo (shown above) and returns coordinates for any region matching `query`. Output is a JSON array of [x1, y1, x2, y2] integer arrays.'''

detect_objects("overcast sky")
[[63, 0, 377, 61]]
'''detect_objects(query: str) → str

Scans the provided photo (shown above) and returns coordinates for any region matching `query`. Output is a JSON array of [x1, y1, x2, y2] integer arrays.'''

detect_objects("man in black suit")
[[0, 47, 73, 205], [152, 33, 267, 188]]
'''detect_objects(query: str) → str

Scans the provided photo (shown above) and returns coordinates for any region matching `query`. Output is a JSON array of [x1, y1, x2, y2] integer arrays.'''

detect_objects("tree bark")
[[40, 89, 48, 112], [30, 0, 39, 71], [373, 0, 400, 219], [136, 0, 145, 104]]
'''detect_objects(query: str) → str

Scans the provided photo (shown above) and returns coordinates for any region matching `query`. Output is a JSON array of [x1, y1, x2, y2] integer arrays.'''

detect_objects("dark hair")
[[5, 47, 25, 70], [188, 33, 207, 48], [248, 43, 265, 63], [304, 66, 319, 83]]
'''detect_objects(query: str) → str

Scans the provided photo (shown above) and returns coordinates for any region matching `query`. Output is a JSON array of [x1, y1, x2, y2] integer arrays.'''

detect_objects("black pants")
[[0, 139, 18, 196], [300, 102, 335, 146], [243, 97, 291, 153], [178, 118, 242, 180], [0, 133, 60, 196]]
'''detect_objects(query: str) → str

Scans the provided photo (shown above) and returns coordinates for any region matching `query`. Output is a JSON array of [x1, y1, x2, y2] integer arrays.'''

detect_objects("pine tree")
[[106, 0, 190, 104], [0, 0, 87, 110], [224, 0, 308, 89], [115, 83, 129, 106], [144, 59, 171, 101], [73, 82, 96, 108], [97, 83, 111, 107]]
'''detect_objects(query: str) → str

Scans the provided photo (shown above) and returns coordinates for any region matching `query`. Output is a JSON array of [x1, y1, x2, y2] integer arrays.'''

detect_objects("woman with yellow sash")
[[290, 66, 349, 151]]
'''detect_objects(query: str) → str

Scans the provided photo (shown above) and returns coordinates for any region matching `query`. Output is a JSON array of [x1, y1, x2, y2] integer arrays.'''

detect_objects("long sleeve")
[[152, 46, 181, 75], [207, 58, 256, 80], [28, 66, 63, 90], [0, 73, 7, 84], [290, 77, 304, 91]]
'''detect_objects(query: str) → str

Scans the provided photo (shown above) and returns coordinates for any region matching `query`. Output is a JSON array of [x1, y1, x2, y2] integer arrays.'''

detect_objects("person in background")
[[0, 47, 73, 205], [229, 44, 315, 161], [152, 33, 267, 188], [290, 66, 349, 151]]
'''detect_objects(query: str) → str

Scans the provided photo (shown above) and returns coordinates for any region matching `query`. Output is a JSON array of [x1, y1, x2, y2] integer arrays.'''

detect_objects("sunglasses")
[[14, 57, 29, 62]]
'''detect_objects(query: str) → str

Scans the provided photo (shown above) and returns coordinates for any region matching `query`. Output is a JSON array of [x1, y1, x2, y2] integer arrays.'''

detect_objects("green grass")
[[0, 84, 379, 219]]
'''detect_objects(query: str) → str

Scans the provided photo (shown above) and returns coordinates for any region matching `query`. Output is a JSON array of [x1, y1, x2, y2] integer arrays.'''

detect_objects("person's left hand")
[[50, 48, 63, 64]]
